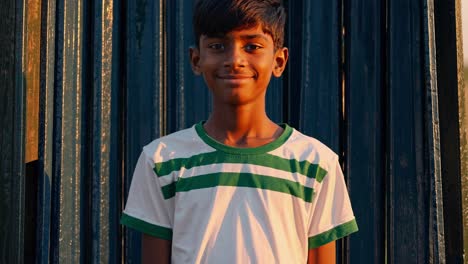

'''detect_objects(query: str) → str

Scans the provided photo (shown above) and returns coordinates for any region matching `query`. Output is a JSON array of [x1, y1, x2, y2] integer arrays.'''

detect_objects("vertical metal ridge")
[[100, 0, 113, 261], [284, 0, 302, 126], [383, 0, 389, 263], [338, 0, 346, 261], [457, 0, 468, 260], [422, 0, 445, 262], [110, 0, 123, 262], [165, 0, 173, 133], [12, 0, 27, 262], [343, 0, 386, 263], [90, 0, 115, 262], [0, 1, 24, 263], [117, 0, 127, 261], [434, 0, 464, 261], [123, 0, 165, 262], [51, 0, 83, 262], [387, 0, 435, 262], [159, 0, 166, 137], [37, 0, 56, 261], [177, 0, 185, 129], [102, 0, 113, 260]]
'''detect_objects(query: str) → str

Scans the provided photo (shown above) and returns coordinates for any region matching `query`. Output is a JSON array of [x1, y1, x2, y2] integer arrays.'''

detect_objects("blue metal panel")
[[387, 0, 444, 262], [37, 0, 125, 262], [421, 0, 446, 259], [286, 0, 343, 258], [265, 77, 284, 123], [49, 0, 84, 262], [124, 0, 165, 262], [89, 0, 122, 262], [285, 0, 341, 151], [165, 0, 211, 133], [0, 0, 26, 263], [108, 0, 124, 262], [344, 0, 385, 263], [37, 0, 56, 262]]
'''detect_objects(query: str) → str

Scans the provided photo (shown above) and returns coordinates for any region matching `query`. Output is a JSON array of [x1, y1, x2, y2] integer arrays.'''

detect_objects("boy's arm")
[[307, 241, 336, 264], [142, 234, 171, 264]]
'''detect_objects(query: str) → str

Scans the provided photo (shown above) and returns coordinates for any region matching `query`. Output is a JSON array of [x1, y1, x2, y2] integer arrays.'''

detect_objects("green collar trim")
[[308, 219, 359, 249], [194, 121, 293, 155]]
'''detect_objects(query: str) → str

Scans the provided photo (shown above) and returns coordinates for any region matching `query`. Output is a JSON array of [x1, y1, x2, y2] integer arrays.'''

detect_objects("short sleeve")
[[120, 151, 174, 240], [307, 155, 358, 249]]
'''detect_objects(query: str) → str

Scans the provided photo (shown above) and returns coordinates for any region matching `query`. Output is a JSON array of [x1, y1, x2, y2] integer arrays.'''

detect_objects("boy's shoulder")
[[273, 127, 339, 169], [141, 125, 214, 163]]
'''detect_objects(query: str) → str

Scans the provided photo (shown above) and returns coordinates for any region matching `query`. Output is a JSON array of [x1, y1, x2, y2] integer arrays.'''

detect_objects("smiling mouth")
[[217, 74, 254, 79]]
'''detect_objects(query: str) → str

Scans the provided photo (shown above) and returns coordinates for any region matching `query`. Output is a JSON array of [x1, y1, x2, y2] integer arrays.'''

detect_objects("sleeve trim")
[[120, 213, 173, 240], [308, 219, 358, 249]]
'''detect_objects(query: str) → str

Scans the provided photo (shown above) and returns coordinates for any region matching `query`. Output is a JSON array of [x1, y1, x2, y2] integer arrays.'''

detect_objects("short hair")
[[193, 0, 286, 50]]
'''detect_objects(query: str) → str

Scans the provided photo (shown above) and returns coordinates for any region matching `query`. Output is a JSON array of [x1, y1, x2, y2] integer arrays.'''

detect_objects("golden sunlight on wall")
[[461, 0, 468, 258]]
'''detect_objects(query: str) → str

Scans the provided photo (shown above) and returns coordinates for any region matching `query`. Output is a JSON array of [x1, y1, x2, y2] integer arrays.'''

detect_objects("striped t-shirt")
[[121, 122, 358, 263]]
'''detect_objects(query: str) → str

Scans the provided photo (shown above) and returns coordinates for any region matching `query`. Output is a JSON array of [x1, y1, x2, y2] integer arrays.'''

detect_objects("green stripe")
[[161, 182, 177, 199], [163, 172, 315, 202], [154, 152, 328, 182], [308, 219, 358, 249], [120, 213, 172, 240]]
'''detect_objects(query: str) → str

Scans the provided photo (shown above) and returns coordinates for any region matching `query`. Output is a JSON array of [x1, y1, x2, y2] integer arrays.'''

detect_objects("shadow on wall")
[[463, 66, 468, 259]]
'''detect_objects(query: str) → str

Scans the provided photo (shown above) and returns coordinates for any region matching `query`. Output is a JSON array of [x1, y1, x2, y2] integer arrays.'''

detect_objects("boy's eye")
[[244, 44, 262, 51], [208, 43, 224, 50]]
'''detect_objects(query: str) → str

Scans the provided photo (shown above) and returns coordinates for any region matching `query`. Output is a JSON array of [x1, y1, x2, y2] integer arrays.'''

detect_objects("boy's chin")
[[208, 86, 267, 106], [214, 95, 262, 107]]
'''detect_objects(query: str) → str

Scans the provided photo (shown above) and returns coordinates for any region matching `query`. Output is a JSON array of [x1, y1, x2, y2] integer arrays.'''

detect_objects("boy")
[[121, 0, 358, 263]]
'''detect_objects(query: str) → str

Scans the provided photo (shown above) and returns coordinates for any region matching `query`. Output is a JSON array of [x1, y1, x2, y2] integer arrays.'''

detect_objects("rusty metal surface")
[[25, 0, 41, 163]]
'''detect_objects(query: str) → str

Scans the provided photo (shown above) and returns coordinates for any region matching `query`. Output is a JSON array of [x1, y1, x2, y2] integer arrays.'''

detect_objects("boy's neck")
[[203, 103, 283, 148]]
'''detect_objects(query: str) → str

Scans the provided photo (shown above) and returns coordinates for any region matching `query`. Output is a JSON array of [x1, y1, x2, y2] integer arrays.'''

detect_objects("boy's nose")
[[223, 47, 246, 68]]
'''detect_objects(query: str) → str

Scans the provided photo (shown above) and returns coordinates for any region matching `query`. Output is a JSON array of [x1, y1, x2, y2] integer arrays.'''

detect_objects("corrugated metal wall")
[[1, 0, 463, 263]]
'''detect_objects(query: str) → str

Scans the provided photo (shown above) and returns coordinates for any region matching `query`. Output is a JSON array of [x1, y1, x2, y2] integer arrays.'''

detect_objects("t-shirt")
[[121, 122, 358, 263]]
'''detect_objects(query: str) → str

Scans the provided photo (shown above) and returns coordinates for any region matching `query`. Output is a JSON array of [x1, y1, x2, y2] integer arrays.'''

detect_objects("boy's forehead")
[[200, 25, 272, 40]]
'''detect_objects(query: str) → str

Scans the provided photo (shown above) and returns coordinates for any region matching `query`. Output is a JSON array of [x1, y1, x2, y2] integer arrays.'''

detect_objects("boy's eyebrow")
[[203, 34, 269, 41], [239, 34, 269, 41]]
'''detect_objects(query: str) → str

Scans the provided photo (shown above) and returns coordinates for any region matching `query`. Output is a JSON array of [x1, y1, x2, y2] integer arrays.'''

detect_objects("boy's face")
[[190, 25, 288, 106]]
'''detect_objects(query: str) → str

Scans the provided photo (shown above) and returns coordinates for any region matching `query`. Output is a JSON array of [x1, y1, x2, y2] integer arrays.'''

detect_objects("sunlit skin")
[[142, 25, 336, 264]]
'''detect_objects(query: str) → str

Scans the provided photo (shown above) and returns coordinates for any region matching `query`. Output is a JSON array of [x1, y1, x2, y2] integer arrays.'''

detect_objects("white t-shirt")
[[121, 122, 358, 263]]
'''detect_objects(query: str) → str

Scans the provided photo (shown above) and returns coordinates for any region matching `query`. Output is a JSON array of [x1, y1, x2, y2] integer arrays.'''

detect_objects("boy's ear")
[[272, 47, 289, 77], [189, 47, 202, 75]]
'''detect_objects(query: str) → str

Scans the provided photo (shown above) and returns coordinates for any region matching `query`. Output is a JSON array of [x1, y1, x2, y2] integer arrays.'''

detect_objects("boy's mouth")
[[217, 74, 254, 86], [217, 74, 254, 79]]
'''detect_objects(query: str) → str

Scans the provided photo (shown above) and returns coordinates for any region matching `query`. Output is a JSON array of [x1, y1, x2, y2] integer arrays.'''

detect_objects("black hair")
[[193, 0, 286, 50]]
